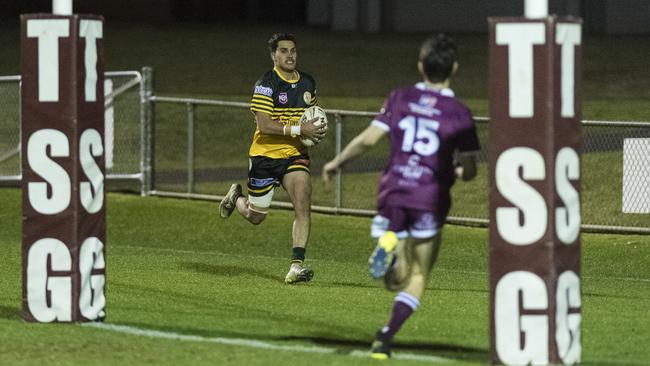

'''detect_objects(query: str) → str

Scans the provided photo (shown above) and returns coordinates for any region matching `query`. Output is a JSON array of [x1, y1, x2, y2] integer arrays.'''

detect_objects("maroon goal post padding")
[[488, 16, 583, 365], [21, 13, 106, 323]]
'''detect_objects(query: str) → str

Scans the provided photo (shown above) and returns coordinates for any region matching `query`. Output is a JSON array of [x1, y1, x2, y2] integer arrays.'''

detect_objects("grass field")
[[1, 187, 649, 365], [1, 20, 649, 365]]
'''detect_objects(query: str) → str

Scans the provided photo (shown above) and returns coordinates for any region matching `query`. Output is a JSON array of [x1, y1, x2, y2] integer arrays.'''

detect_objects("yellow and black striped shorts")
[[247, 155, 310, 197]]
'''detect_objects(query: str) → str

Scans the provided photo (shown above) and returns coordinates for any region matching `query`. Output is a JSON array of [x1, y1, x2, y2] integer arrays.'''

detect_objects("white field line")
[[116, 245, 650, 283], [82, 322, 449, 363]]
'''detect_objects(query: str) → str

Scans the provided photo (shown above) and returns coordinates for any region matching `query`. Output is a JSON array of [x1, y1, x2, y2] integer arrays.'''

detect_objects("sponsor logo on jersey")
[[250, 177, 276, 187], [392, 154, 433, 180], [254, 85, 273, 97], [418, 95, 438, 107], [303, 91, 312, 104], [279, 92, 288, 104], [408, 102, 441, 117]]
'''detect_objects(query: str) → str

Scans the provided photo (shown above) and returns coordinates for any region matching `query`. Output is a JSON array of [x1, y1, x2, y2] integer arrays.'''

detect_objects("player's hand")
[[321, 160, 339, 185], [301, 117, 327, 142]]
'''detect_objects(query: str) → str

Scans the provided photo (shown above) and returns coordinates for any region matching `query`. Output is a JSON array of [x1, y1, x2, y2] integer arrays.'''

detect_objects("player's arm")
[[322, 124, 386, 183], [454, 151, 477, 181], [453, 107, 480, 181], [254, 111, 285, 135], [255, 111, 325, 141]]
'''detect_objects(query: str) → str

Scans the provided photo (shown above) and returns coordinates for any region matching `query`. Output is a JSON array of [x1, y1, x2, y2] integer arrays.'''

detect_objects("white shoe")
[[219, 183, 242, 218], [284, 262, 314, 284]]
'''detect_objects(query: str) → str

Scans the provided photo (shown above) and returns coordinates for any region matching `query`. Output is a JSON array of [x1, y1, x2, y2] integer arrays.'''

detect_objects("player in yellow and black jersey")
[[219, 33, 326, 284], [249, 64, 319, 158]]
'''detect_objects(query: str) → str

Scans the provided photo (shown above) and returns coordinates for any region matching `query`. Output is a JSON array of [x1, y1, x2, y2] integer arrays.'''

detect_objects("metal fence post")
[[335, 113, 342, 211], [186, 103, 195, 194], [140, 66, 155, 196]]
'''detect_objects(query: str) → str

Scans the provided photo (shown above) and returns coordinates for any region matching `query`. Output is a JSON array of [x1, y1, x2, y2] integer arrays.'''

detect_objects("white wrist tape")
[[290, 125, 301, 137]]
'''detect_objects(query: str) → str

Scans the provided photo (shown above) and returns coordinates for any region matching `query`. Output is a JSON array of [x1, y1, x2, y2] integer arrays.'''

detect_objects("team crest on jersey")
[[254, 85, 273, 97], [303, 91, 312, 104], [279, 92, 288, 104]]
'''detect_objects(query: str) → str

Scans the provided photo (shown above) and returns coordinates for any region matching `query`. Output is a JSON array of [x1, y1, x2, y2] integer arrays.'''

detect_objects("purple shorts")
[[371, 205, 441, 239]]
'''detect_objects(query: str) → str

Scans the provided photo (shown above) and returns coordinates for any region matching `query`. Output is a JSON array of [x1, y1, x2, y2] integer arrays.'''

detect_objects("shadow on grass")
[[320, 281, 377, 289], [0, 305, 21, 320], [181, 261, 280, 282], [272, 334, 489, 363]]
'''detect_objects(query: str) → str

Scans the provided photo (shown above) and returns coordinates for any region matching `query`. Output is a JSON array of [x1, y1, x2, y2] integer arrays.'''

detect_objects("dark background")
[[2, 0, 649, 34]]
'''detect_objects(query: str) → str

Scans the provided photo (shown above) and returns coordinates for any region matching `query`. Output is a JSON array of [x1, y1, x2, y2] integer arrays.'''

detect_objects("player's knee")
[[247, 211, 267, 225], [248, 215, 265, 225]]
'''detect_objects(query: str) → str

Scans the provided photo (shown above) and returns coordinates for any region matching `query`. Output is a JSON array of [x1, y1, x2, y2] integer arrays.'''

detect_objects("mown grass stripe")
[[115, 245, 650, 283]]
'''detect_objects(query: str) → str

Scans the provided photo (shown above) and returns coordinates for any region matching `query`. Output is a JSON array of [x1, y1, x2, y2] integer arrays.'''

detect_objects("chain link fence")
[[581, 123, 650, 231], [0, 76, 21, 182], [623, 138, 650, 214], [0, 71, 144, 191], [2, 68, 649, 233], [149, 94, 650, 233]]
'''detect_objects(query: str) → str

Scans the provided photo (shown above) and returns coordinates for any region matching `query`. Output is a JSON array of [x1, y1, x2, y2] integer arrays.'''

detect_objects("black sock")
[[291, 247, 306, 263]]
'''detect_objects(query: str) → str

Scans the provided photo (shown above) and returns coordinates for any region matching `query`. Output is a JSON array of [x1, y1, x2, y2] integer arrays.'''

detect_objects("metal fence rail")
[[147, 93, 650, 234], [2, 67, 649, 233], [0, 70, 146, 192]]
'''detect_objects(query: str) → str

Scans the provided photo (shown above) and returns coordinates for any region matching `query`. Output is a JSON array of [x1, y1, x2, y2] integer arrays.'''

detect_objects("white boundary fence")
[[1, 67, 649, 234]]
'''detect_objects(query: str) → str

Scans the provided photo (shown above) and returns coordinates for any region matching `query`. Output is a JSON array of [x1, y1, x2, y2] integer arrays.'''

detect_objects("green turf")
[[0, 22, 649, 363], [0, 188, 648, 365]]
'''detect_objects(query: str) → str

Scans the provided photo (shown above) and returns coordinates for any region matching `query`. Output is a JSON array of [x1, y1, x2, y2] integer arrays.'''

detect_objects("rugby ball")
[[299, 106, 328, 147]]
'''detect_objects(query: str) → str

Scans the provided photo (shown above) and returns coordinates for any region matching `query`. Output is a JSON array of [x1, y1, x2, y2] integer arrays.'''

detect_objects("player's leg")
[[370, 209, 442, 359], [402, 232, 442, 298], [383, 237, 413, 292], [368, 209, 408, 279], [220, 157, 276, 225], [368, 207, 408, 359], [220, 182, 273, 225], [370, 233, 442, 359], [239, 191, 271, 225], [281, 163, 313, 284], [283, 169, 311, 247]]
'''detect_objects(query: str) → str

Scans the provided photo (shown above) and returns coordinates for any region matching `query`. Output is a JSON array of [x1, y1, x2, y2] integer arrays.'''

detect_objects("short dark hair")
[[268, 33, 297, 53], [419, 34, 458, 83]]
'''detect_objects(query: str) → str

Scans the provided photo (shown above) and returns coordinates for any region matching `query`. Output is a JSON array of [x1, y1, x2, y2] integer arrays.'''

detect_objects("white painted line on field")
[[116, 245, 650, 283], [82, 322, 449, 363], [349, 350, 449, 362]]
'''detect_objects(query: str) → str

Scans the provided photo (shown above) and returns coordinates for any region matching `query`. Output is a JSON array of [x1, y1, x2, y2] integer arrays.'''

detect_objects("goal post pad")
[[488, 16, 582, 365], [21, 13, 106, 323]]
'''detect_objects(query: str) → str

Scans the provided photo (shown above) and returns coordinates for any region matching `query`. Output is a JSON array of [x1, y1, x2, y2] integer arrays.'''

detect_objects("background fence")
[[1, 67, 649, 233], [0, 71, 145, 191]]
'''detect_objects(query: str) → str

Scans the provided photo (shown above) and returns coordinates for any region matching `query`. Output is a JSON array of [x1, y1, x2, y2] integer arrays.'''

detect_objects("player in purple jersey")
[[322, 34, 479, 359]]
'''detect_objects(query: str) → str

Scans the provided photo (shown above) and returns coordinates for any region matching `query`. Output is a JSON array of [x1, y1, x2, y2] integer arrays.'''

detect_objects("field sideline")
[[0, 187, 648, 365]]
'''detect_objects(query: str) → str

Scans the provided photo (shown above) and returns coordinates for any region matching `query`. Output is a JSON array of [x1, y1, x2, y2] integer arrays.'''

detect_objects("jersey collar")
[[274, 67, 301, 83], [415, 82, 455, 97]]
